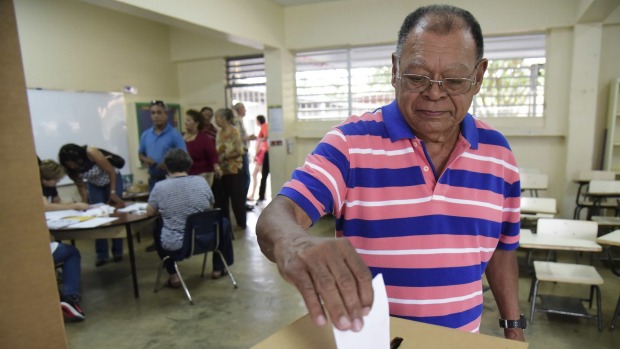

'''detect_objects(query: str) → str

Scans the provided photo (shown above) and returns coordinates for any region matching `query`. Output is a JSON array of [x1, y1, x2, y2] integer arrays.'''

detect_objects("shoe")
[[113, 256, 123, 263], [145, 243, 156, 252], [211, 269, 229, 280], [245, 204, 254, 211], [95, 259, 107, 267], [166, 279, 181, 289], [61, 295, 85, 321]]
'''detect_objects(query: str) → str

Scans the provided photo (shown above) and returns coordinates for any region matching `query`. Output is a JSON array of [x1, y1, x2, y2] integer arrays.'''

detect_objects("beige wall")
[[12, 0, 620, 218]]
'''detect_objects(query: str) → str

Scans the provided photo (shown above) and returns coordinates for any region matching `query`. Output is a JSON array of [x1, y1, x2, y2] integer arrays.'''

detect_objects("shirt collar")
[[381, 100, 478, 150], [151, 123, 172, 135]]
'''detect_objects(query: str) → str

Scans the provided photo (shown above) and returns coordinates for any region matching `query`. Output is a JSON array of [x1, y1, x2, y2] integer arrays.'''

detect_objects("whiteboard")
[[27, 89, 131, 185]]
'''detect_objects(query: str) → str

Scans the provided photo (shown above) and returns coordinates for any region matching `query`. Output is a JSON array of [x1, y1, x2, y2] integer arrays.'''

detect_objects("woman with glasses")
[[58, 143, 125, 267]]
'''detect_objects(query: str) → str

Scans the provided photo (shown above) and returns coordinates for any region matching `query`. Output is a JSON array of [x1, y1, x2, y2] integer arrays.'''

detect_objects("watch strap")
[[499, 314, 526, 329]]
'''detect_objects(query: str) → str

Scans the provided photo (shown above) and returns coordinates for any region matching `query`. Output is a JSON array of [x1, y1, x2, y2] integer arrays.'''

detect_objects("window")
[[225, 55, 267, 136], [472, 34, 546, 118], [295, 34, 546, 120], [295, 46, 393, 120]]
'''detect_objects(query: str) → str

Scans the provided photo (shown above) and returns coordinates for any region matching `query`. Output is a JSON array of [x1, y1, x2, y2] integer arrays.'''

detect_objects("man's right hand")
[[273, 233, 374, 332]]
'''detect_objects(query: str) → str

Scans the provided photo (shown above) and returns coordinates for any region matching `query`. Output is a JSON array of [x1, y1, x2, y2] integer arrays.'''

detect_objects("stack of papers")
[[45, 205, 119, 229]]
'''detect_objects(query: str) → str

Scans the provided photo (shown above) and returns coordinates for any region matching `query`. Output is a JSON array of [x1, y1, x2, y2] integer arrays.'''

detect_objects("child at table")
[[39, 158, 87, 321]]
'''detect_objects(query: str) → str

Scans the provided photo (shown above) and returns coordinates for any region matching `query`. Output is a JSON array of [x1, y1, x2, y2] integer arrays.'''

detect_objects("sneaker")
[[61, 296, 85, 321]]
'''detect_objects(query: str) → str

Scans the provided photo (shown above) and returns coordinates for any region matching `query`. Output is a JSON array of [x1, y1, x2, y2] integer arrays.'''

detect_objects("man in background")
[[232, 102, 256, 211]]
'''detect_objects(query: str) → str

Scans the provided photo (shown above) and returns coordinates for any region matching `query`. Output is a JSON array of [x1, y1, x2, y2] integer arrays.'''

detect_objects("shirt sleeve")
[[279, 127, 350, 224], [148, 184, 160, 210]]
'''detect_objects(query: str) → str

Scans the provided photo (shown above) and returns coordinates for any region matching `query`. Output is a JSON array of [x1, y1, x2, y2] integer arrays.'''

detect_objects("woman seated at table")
[[146, 149, 234, 287], [39, 157, 87, 321]]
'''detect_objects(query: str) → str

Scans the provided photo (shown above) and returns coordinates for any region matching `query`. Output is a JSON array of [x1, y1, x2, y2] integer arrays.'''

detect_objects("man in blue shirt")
[[139, 100, 187, 252], [139, 100, 187, 190]]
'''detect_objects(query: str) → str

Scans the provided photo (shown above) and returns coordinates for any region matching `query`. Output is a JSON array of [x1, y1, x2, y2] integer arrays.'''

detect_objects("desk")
[[596, 230, 620, 329], [519, 229, 602, 252], [50, 212, 157, 298]]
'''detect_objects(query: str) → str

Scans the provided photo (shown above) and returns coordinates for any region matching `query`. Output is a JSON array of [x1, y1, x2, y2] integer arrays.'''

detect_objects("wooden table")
[[50, 212, 157, 298]]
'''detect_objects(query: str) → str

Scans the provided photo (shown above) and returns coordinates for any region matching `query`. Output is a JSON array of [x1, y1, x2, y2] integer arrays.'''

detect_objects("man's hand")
[[504, 328, 525, 342], [143, 157, 156, 166], [274, 234, 374, 332]]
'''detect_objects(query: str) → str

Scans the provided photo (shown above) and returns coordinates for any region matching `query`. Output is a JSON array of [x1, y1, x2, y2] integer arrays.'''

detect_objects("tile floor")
[[63, 203, 620, 348]]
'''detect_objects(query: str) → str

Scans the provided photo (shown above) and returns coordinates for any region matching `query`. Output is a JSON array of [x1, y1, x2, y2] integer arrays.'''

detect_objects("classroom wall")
[[14, 0, 180, 185]]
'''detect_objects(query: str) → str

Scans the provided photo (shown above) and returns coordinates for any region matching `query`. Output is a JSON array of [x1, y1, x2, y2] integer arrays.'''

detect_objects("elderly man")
[[257, 4, 524, 342], [232, 102, 257, 210]]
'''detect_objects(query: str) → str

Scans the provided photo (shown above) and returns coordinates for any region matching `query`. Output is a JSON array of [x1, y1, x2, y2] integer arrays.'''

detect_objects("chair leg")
[[201, 252, 208, 278], [588, 285, 594, 309], [595, 286, 602, 332], [154, 257, 167, 293], [215, 250, 238, 289], [610, 295, 620, 330], [529, 278, 540, 324], [173, 262, 193, 305]]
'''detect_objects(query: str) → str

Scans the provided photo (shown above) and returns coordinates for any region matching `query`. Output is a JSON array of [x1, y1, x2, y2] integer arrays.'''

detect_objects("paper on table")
[[117, 203, 148, 213], [68, 217, 118, 228], [45, 210, 82, 221], [333, 273, 390, 349]]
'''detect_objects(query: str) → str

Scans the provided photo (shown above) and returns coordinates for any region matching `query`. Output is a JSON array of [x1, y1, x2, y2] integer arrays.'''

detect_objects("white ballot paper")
[[333, 273, 390, 349]]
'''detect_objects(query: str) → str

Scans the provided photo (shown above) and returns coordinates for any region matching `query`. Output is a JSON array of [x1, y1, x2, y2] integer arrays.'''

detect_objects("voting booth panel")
[[0, 0, 68, 347]]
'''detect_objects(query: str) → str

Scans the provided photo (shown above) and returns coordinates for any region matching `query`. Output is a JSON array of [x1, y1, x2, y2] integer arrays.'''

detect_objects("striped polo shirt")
[[280, 100, 521, 332]]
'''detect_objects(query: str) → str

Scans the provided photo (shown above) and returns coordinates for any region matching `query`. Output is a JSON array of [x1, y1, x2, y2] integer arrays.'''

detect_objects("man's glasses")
[[396, 60, 479, 95], [150, 100, 166, 108]]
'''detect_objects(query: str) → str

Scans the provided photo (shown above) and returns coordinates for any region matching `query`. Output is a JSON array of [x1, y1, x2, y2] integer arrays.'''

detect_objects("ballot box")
[[252, 314, 529, 349]]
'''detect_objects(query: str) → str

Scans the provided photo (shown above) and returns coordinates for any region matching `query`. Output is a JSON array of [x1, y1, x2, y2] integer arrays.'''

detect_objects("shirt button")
[[413, 142, 418, 147], [423, 166, 429, 172]]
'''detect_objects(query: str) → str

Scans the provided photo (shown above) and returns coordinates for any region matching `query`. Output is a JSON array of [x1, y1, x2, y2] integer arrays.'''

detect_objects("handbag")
[[99, 148, 125, 169]]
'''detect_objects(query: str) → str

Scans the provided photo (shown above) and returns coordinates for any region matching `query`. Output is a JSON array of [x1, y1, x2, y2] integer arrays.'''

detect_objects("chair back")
[[182, 209, 222, 259], [588, 180, 620, 194], [520, 173, 548, 190], [520, 197, 556, 215], [536, 218, 598, 241]]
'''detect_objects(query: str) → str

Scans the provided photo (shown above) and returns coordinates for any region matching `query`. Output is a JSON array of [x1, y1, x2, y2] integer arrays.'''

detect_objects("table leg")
[[126, 223, 140, 298]]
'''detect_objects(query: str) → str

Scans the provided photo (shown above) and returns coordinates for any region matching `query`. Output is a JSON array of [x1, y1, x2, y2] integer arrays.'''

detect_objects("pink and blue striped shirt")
[[280, 100, 521, 332]]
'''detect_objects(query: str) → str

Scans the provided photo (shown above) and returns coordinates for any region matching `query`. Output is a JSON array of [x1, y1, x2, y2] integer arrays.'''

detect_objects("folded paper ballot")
[[332, 273, 390, 349], [117, 203, 148, 213]]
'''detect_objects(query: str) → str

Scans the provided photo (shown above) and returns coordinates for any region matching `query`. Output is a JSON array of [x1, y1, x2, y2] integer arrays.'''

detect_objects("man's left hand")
[[504, 328, 525, 342]]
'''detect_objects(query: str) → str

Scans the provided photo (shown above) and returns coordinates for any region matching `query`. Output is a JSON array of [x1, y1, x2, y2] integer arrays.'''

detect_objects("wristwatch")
[[499, 314, 526, 329]]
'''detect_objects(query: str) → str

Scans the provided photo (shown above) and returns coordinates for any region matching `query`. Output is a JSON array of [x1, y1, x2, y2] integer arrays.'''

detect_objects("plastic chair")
[[573, 172, 618, 219], [520, 173, 548, 197], [528, 219, 604, 331], [154, 208, 237, 305], [520, 197, 556, 233]]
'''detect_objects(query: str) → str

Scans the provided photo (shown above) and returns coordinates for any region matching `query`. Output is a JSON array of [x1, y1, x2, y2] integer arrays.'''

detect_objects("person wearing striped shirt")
[[257, 4, 524, 342]]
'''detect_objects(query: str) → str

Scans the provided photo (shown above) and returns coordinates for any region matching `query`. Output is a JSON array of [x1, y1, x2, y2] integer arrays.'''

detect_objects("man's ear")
[[472, 58, 488, 94], [391, 53, 399, 87]]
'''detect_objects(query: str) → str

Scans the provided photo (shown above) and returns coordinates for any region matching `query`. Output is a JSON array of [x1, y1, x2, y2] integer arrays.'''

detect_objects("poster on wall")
[[135, 102, 182, 139]]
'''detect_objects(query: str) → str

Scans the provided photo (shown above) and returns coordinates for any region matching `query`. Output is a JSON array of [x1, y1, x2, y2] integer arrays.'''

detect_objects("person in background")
[[247, 115, 268, 202], [38, 157, 87, 321], [58, 144, 125, 267], [256, 115, 270, 204], [214, 108, 247, 230], [184, 109, 222, 186], [146, 149, 234, 286], [256, 4, 524, 342], [200, 106, 218, 145], [232, 102, 256, 211], [139, 100, 187, 252]]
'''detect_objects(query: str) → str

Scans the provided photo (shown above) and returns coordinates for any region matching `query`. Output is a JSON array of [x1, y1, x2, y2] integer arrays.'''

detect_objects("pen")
[[390, 336, 404, 349]]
